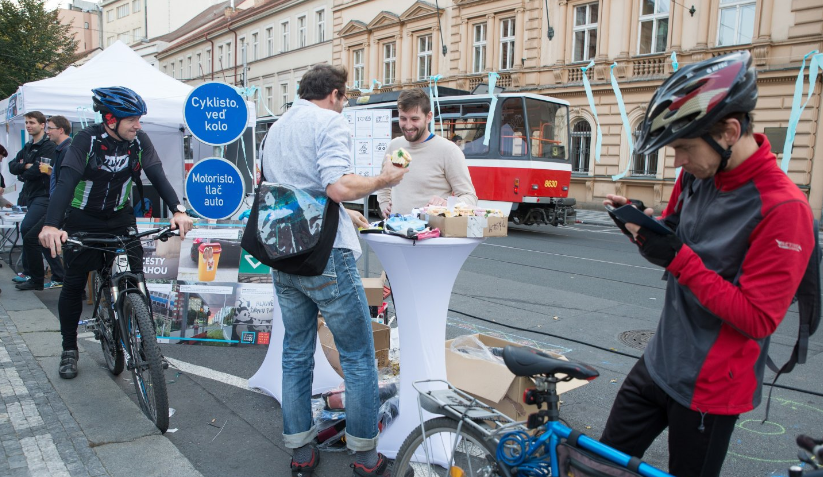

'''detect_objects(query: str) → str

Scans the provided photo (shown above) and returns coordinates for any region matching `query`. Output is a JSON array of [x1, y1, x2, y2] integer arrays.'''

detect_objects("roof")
[[152, 1, 232, 43]]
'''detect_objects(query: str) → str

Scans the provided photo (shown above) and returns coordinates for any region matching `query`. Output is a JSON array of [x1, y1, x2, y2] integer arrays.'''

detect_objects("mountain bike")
[[67, 226, 178, 433], [393, 345, 673, 477]]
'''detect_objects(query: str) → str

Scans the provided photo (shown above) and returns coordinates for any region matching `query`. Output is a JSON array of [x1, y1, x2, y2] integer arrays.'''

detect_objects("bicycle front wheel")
[[394, 417, 501, 477], [94, 273, 124, 375], [123, 292, 169, 433]]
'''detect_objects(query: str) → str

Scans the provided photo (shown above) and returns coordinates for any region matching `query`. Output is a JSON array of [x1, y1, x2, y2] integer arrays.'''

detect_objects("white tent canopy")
[[0, 41, 255, 208]]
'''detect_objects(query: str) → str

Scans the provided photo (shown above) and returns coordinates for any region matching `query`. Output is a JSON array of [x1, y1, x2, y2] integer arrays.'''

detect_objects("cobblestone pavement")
[[0, 304, 107, 477]]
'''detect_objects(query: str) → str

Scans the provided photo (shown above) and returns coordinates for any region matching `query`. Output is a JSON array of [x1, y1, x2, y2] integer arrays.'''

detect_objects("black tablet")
[[605, 204, 674, 236]]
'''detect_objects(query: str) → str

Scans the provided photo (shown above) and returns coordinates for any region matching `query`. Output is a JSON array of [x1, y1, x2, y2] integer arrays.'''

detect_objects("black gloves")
[[607, 199, 648, 243], [634, 226, 683, 268]]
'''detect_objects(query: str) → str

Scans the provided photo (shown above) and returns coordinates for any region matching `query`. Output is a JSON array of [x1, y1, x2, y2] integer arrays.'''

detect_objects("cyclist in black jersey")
[[39, 86, 193, 379]]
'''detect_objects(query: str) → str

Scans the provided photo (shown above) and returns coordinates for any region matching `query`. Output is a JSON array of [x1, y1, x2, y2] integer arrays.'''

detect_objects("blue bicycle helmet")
[[92, 86, 147, 118]]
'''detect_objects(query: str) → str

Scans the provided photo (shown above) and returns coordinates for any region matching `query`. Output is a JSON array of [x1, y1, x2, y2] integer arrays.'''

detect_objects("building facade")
[[157, 0, 334, 118], [58, 1, 102, 56], [101, 0, 229, 47], [331, 0, 823, 215]]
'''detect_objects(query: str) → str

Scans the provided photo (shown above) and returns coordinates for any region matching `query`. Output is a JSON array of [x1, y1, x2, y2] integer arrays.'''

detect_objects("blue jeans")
[[273, 248, 380, 451]]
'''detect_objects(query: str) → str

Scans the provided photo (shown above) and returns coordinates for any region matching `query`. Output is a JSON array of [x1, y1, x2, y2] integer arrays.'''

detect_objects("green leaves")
[[0, 0, 78, 98]]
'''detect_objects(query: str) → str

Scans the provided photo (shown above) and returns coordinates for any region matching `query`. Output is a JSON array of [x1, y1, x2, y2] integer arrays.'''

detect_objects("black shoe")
[[352, 454, 395, 476], [291, 445, 320, 477], [59, 350, 79, 379], [16, 281, 44, 291]]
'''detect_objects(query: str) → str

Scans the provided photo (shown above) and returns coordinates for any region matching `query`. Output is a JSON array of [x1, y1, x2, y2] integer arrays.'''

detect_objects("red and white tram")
[[350, 90, 576, 226]]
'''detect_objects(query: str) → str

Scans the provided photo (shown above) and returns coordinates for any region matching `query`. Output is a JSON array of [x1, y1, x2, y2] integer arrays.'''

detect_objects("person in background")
[[0, 144, 10, 208], [600, 50, 814, 477], [451, 134, 464, 150], [16, 115, 71, 291], [377, 89, 477, 217], [8, 111, 56, 285], [261, 63, 407, 477]]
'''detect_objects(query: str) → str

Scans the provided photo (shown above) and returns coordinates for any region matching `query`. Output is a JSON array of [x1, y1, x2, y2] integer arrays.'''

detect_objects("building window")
[[226, 42, 232, 66], [717, 0, 755, 46], [572, 2, 598, 62], [163, 65, 167, 75], [196, 53, 202, 76], [107, 36, 114, 46], [316, 10, 325, 43], [417, 34, 432, 81], [205, 48, 211, 73], [252, 32, 259, 60], [632, 126, 658, 176], [84, 21, 89, 29], [266, 27, 274, 56], [132, 27, 141, 41], [571, 120, 591, 173], [178, 60, 183, 80], [281, 21, 290, 52], [280, 83, 289, 111], [116, 4, 129, 18], [638, 0, 669, 54], [353, 48, 365, 88], [499, 18, 516, 71], [472, 23, 487, 74], [187, 56, 192, 79], [132, 0, 140, 12], [239, 36, 246, 61], [106, 9, 113, 22], [383, 42, 396, 85], [265, 86, 273, 112], [298, 16, 306, 48], [218, 45, 224, 69]]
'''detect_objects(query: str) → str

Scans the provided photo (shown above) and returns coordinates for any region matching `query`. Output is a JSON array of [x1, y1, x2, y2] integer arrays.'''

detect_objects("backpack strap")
[[763, 218, 821, 423]]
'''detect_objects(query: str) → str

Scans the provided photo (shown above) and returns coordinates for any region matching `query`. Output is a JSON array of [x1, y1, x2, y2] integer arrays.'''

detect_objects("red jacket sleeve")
[[666, 199, 814, 339]]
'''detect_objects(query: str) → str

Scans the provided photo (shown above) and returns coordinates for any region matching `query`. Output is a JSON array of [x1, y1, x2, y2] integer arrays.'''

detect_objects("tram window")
[[457, 103, 490, 156], [500, 98, 528, 157], [525, 98, 569, 161]]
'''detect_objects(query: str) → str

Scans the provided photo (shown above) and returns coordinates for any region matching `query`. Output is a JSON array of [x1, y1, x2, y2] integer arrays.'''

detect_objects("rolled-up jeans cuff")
[[345, 432, 378, 452], [283, 424, 318, 449]]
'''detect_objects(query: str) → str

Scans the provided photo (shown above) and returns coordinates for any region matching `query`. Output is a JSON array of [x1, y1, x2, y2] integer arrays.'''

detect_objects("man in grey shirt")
[[261, 64, 406, 477]]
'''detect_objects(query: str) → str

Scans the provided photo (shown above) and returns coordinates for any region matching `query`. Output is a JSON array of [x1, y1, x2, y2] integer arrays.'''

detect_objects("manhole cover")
[[618, 330, 655, 350]]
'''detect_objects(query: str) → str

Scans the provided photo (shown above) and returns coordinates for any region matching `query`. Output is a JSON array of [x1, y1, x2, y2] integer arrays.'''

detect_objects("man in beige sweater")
[[377, 89, 477, 217]]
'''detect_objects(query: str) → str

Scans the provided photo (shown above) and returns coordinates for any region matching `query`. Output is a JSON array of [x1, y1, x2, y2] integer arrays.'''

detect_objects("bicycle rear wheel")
[[394, 417, 501, 477], [94, 274, 124, 375], [123, 292, 169, 433]]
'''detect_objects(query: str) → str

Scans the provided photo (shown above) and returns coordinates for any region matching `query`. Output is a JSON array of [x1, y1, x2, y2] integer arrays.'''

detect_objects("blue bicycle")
[[393, 345, 673, 477]]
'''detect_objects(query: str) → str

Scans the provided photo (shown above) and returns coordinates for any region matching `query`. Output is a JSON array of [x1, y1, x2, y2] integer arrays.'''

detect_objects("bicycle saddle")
[[502, 345, 599, 381]]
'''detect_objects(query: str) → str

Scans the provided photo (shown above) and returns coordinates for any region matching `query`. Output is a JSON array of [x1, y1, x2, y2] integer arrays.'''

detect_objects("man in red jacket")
[[602, 50, 815, 477]]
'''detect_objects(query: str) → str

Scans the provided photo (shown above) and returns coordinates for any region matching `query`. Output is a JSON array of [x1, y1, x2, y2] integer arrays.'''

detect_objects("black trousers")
[[58, 207, 143, 351], [23, 214, 66, 286], [600, 357, 739, 477]]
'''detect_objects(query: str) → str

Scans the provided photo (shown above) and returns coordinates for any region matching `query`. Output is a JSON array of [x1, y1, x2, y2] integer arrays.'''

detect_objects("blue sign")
[[185, 158, 246, 219], [184, 82, 248, 146]]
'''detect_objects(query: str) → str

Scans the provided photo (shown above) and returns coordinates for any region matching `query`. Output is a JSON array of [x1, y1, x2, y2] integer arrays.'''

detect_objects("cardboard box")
[[318, 317, 390, 378], [427, 215, 508, 238], [445, 334, 589, 422], [361, 277, 384, 307]]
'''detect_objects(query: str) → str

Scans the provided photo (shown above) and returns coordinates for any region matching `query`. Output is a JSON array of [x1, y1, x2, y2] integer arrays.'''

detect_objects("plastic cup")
[[39, 157, 52, 174], [197, 243, 222, 281]]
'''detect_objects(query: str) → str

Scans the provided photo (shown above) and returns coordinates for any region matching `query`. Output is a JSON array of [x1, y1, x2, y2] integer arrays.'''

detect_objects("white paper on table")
[[373, 110, 392, 138], [355, 139, 372, 166], [355, 111, 373, 137], [3, 184, 16, 193]]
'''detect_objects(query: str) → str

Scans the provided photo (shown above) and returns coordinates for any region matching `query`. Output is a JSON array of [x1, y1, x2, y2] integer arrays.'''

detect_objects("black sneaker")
[[16, 281, 44, 291], [290, 445, 320, 477], [352, 454, 401, 476], [59, 350, 79, 379]]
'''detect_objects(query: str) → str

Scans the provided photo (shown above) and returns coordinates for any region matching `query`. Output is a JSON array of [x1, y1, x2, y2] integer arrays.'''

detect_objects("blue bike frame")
[[535, 421, 672, 477]]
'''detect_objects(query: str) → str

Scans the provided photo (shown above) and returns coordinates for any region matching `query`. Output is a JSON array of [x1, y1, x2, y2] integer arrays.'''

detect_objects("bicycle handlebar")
[[65, 226, 179, 249]]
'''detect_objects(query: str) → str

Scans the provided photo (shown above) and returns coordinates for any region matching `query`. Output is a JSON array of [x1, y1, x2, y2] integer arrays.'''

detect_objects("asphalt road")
[[38, 221, 823, 477]]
